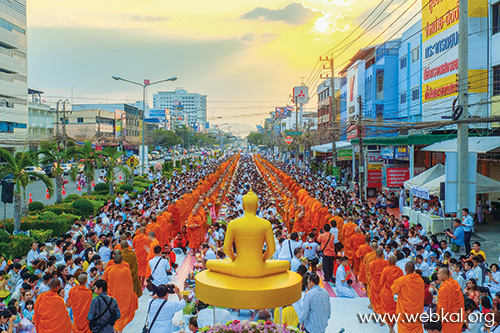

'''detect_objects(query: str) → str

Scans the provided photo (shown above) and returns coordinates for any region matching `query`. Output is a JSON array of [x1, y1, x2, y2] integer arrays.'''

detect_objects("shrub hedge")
[[28, 201, 44, 212], [0, 229, 34, 260], [0, 211, 78, 238], [72, 198, 95, 218]]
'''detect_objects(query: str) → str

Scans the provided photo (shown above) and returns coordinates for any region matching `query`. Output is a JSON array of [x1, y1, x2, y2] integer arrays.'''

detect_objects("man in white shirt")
[[149, 245, 170, 295], [278, 233, 303, 262], [197, 302, 233, 328], [147, 284, 186, 333], [415, 254, 430, 278], [98, 239, 112, 263], [291, 248, 303, 272]]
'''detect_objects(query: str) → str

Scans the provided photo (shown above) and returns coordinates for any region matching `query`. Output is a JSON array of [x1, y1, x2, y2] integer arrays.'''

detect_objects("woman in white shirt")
[[486, 264, 500, 294]]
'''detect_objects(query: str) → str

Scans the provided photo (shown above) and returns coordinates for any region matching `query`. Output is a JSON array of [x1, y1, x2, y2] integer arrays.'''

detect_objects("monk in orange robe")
[[156, 212, 168, 247], [168, 203, 181, 235], [391, 261, 425, 333], [67, 274, 93, 333], [369, 248, 389, 316], [132, 227, 150, 283], [380, 255, 404, 332], [333, 213, 344, 242], [436, 267, 465, 333], [145, 216, 162, 244], [356, 234, 373, 285], [176, 196, 188, 229], [342, 220, 357, 262], [33, 279, 72, 333], [102, 250, 139, 332], [364, 242, 378, 301], [121, 241, 143, 298], [187, 207, 204, 253], [145, 231, 160, 277], [350, 227, 367, 277]]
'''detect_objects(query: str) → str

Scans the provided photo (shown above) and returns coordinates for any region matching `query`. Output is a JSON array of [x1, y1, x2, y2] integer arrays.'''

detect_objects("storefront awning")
[[350, 134, 457, 146], [310, 141, 351, 153], [421, 137, 500, 154]]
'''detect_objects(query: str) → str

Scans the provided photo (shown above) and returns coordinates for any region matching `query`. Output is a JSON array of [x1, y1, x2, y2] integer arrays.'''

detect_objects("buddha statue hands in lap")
[[206, 190, 290, 278]]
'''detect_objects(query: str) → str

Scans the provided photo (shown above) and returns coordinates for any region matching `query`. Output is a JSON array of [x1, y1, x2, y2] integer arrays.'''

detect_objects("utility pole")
[[321, 54, 337, 172], [358, 95, 364, 201], [457, 0, 469, 217]]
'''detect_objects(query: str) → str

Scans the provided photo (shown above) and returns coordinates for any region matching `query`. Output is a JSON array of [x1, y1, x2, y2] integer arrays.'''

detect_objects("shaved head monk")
[[391, 261, 425, 333], [102, 250, 138, 333], [33, 278, 72, 333], [121, 241, 143, 298], [350, 227, 366, 280], [369, 248, 389, 321], [145, 231, 159, 277], [365, 242, 379, 306], [67, 273, 93, 333], [356, 234, 373, 290], [380, 255, 404, 333], [436, 266, 465, 333], [132, 226, 150, 284]]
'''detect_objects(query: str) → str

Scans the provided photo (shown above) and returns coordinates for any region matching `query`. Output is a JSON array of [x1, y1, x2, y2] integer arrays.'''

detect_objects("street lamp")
[[112, 75, 177, 174]]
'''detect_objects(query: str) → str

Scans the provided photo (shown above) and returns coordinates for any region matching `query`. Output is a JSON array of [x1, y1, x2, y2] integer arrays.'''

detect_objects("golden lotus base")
[[195, 270, 302, 309]]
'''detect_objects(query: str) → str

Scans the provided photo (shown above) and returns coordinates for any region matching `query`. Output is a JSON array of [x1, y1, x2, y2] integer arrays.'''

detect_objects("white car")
[[60, 163, 72, 175], [24, 166, 46, 180]]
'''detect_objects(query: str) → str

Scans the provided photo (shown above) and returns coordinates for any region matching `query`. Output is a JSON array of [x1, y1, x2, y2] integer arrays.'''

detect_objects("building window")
[[375, 104, 384, 120], [411, 47, 420, 63], [400, 93, 407, 104], [77, 117, 84, 123], [494, 65, 500, 96], [412, 87, 420, 101], [494, 3, 500, 34], [376, 70, 384, 100], [400, 56, 407, 69]]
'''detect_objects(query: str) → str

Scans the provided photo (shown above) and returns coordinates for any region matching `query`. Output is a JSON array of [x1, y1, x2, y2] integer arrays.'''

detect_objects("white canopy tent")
[[310, 141, 351, 153], [404, 164, 445, 191], [421, 137, 500, 153], [421, 173, 500, 197]]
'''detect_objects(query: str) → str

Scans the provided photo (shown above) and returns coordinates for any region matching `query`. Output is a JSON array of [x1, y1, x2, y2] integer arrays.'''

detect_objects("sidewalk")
[[471, 220, 500, 263]]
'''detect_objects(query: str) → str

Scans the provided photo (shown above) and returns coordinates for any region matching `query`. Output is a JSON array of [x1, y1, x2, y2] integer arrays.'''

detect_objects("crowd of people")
[[0, 151, 498, 333]]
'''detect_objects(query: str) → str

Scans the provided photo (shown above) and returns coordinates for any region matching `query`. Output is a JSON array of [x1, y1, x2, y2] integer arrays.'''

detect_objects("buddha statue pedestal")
[[196, 269, 302, 309], [195, 190, 302, 310]]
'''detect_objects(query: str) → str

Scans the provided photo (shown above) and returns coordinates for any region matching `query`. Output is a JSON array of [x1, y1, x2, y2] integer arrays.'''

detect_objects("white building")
[[153, 89, 207, 128], [28, 89, 55, 146], [491, 0, 500, 127], [0, 0, 28, 151]]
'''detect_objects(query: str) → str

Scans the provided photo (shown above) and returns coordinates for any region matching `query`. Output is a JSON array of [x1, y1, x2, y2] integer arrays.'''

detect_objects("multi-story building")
[[0, 0, 28, 151], [28, 89, 55, 146], [490, 0, 500, 127], [153, 89, 207, 127], [72, 103, 142, 140], [65, 109, 116, 143], [398, 22, 423, 122], [317, 78, 341, 143]]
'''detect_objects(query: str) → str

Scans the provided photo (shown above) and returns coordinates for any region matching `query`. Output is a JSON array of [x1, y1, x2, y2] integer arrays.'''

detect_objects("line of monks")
[[33, 154, 240, 333], [256, 155, 465, 333]]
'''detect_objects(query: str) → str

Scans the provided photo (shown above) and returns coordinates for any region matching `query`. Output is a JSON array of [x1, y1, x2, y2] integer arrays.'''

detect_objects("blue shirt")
[[149, 256, 170, 286], [300, 285, 331, 333], [462, 215, 473, 232], [98, 246, 111, 263], [452, 226, 465, 247]]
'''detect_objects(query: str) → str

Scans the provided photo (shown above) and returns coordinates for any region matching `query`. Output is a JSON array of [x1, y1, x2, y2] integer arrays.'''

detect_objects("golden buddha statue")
[[206, 190, 289, 277], [196, 190, 302, 310]]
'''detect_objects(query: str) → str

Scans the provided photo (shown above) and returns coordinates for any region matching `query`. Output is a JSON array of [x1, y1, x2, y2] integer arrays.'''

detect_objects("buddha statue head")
[[242, 190, 259, 214]]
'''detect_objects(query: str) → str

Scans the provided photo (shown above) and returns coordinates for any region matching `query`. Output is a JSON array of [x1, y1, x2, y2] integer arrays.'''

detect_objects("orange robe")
[[187, 213, 204, 250], [369, 258, 389, 315], [350, 233, 366, 275], [33, 291, 72, 333], [176, 199, 188, 227], [122, 247, 143, 298], [102, 262, 139, 331], [364, 251, 377, 297], [145, 222, 162, 243], [145, 239, 160, 277], [67, 285, 93, 333], [356, 245, 372, 284], [391, 273, 425, 333], [380, 265, 404, 324], [342, 222, 357, 261], [437, 278, 465, 333], [159, 211, 174, 246], [168, 204, 181, 235], [132, 233, 150, 278], [334, 216, 344, 242]]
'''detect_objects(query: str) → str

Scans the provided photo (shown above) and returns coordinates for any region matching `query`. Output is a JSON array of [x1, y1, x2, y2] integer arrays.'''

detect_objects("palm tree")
[[0, 149, 54, 231], [69, 141, 102, 196], [101, 147, 131, 196], [38, 141, 69, 204]]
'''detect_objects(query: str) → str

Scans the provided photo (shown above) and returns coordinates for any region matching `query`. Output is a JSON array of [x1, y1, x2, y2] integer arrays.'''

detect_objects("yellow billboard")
[[422, 0, 487, 42], [422, 70, 487, 103]]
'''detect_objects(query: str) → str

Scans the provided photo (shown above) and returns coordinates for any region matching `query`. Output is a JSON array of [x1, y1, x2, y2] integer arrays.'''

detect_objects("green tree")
[[0, 149, 53, 231], [101, 147, 131, 196], [149, 129, 182, 148], [38, 141, 70, 204], [69, 141, 102, 196], [247, 132, 264, 146]]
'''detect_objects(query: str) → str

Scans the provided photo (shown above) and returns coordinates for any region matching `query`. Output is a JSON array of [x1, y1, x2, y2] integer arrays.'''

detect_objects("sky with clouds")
[[27, 0, 418, 136]]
